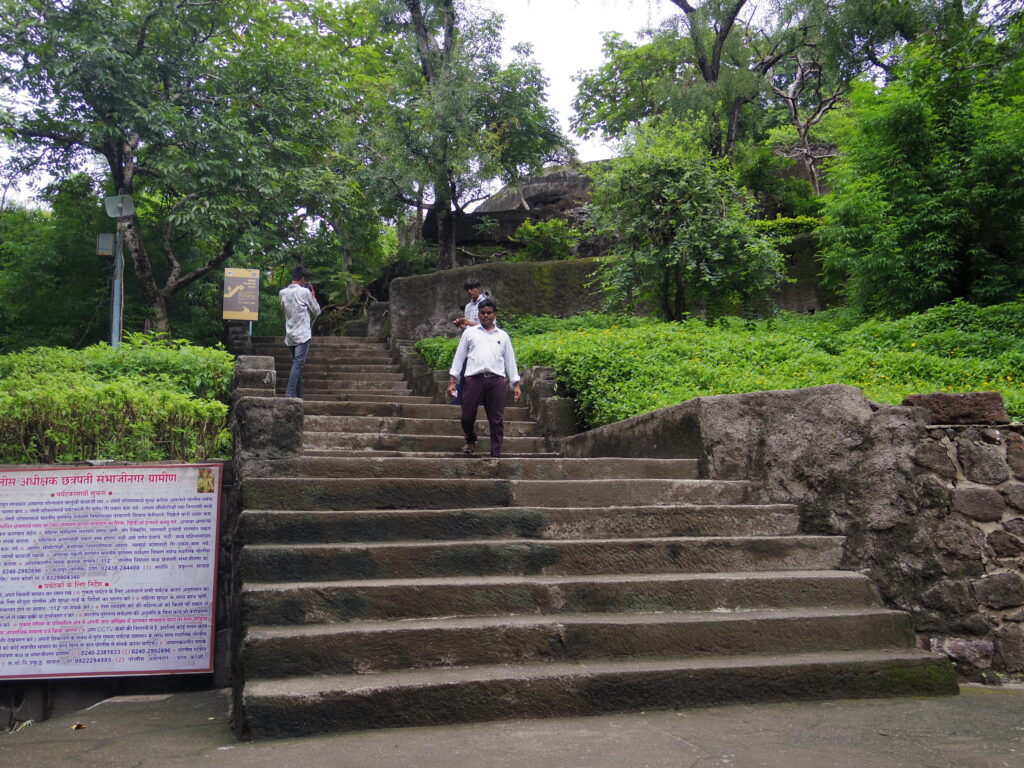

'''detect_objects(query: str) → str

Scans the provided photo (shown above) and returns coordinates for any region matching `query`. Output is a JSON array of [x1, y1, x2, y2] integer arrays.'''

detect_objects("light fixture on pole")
[[103, 195, 135, 348]]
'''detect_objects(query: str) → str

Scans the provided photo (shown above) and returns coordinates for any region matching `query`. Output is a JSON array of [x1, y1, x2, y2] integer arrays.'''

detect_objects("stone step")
[[240, 535, 844, 581], [303, 415, 541, 438], [242, 607, 916, 679], [239, 456, 698, 481], [302, 401, 531, 420], [280, 380, 412, 392], [241, 570, 883, 625], [281, 369, 408, 381], [267, 355, 397, 366], [300, 394, 434, 404], [252, 337, 387, 347], [302, 449, 557, 459], [241, 478, 754, 511], [300, 432, 548, 454], [240, 504, 799, 544], [238, 649, 956, 739]]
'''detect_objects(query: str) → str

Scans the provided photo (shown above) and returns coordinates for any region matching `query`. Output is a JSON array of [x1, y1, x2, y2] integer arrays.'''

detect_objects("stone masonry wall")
[[559, 384, 1024, 680]]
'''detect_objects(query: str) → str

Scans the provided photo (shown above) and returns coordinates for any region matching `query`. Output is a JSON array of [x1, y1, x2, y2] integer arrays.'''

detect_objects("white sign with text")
[[0, 463, 221, 679]]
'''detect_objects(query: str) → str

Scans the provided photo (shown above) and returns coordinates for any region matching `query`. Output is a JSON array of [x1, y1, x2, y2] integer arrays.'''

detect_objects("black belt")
[[470, 372, 504, 378]]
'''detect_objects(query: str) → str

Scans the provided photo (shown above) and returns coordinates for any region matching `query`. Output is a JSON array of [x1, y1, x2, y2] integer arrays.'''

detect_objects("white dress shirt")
[[279, 283, 321, 346], [449, 324, 520, 384], [464, 295, 482, 324]]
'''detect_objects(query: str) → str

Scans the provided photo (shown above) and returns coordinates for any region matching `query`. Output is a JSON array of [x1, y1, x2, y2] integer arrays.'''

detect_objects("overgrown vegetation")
[[0, 333, 233, 463], [416, 300, 1024, 428]]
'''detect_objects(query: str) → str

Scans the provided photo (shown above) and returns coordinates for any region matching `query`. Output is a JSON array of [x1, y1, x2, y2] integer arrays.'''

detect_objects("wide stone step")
[[240, 535, 844, 581], [280, 380, 412, 393], [301, 449, 557, 459], [239, 504, 798, 544], [243, 607, 916, 679], [267, 355, 397, 366], [282, 369, 407, 381], [300, 394, 434, 404], [304, 415, 541, 437], [252, 337, 387, 347], [301, 432, 548, 454], [238, 649, 957, 739], [241, 570, 884, 625], [303, 401, 531, 420], [239, 456, 698, 480], [241, 478, 754, 511]]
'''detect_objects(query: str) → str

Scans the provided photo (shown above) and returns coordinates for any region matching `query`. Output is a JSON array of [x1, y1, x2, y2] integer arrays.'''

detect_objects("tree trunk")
[[123, 215, 171, 334], [436, 206, 457, 270]]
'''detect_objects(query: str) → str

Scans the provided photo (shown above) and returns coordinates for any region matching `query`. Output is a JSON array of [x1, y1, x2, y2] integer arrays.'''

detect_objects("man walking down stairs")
[[233, 334, 957, 740]]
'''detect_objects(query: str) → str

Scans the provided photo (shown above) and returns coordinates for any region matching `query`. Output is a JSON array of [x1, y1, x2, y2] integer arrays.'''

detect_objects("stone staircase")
[[232, 336, 956, 740]]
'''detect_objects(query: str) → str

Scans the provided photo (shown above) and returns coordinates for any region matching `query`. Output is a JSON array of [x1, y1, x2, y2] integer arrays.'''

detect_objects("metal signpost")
[[103, 195, 135, 348]]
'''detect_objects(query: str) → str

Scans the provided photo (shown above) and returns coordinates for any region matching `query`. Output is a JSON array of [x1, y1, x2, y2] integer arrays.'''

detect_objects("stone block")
[[1004, 517, 1024, 536], [1003, 484, 1024, 512], [994, 624, 1024, 672], [232, 355, 276, 391], [987, 530, 1024, 558], [1006, 432, 1024, 480], [956, 429, 1010, 485], [231, 396, 303, 459], [972, 572, 1024, 609], [921, 579, 976, 614], [913, 440, 956, 479], [931, 636, 994, 668], [901, 392, 1009, 425], [952, 487, 1007, 522]]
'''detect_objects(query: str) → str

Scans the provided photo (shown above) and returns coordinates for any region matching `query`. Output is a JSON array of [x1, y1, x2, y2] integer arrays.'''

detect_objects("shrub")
[[508, 219, 582, 261], [0, 334, 234, 463], [415, 301, 1024, 428]]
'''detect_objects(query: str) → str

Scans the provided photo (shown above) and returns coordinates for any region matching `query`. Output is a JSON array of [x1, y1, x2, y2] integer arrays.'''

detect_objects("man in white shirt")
[[446, 298, 522, 457], [279, 266, 320, 399]]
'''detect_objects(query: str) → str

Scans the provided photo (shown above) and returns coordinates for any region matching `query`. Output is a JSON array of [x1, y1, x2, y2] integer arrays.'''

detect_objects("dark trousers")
[[285, 339, 310, 398], [461, 374, 507, 457]]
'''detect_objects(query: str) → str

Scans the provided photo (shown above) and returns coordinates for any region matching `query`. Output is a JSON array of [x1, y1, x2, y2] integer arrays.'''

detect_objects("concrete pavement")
[[2, 685, 1022, 768]]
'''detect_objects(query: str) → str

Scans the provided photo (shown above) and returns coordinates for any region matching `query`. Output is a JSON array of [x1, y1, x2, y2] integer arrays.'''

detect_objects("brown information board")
[[222, 268, 260, 321]]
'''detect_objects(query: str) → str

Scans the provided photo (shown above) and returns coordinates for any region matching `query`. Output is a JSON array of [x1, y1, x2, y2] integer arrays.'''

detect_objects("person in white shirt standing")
[[449, 278, 485, 406], [446, 298, 521, 457], [279, 266, 320, 399]]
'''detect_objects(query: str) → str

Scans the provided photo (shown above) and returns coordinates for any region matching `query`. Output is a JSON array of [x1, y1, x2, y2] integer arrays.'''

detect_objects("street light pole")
[[103, 194, 135, 348]]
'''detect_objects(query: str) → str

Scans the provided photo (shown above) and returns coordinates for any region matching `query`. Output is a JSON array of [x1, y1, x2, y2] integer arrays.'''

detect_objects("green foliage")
[[508, 219, 582, 262], [0, 175, 116, 351], [819, 18, 1024, 314], [0, 333, 233, 462], [732, 144, 821, 217], [589, 121, 786, 320], [415, 300, 1024, 427], [750, 216, 823, 247]]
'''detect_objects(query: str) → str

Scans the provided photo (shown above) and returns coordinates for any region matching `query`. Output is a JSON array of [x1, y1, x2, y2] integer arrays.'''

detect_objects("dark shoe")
[[461, 442, 475, 454]]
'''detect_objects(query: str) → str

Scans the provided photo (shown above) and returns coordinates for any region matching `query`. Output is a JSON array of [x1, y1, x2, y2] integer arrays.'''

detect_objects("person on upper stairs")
[[450, 277, 488, 405], [280, 265, 320, 399]]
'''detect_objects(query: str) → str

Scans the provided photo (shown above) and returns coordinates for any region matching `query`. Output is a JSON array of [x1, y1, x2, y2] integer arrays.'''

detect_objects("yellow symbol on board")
[[223, 285, 244, 299]]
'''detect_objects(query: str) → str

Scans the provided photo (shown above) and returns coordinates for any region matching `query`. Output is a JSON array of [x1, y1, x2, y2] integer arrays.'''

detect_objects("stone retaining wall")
[[559, 384, 1024, 680]]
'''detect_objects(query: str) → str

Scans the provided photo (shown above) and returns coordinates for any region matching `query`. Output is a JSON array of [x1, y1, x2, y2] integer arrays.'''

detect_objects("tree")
[[818, 11, 1024, 314], [574, 1, 811, 156], [371, 0, 571, 270], [0, 175, 113, 350], [0, 0, 383, 333], [590, 120, 785, 320]]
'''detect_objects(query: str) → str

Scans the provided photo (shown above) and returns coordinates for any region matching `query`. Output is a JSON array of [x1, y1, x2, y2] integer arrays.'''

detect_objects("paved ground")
[[1, 686, 1022, 768]]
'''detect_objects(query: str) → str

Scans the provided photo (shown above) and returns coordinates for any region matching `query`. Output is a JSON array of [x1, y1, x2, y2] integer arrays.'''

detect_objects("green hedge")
[[0, 333, 233, 463], [416, 300, 1024, 428]]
